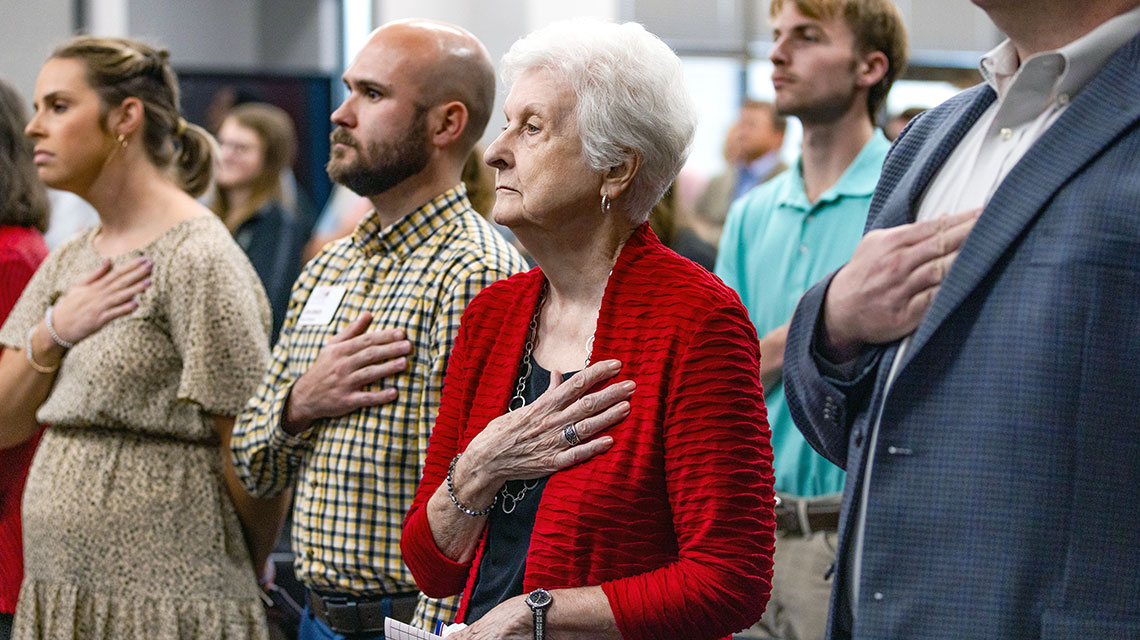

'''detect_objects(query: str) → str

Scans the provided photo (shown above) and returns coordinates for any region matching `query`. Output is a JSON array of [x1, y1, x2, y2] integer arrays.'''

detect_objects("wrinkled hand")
[[457, 359, 633, 503], [447, 594, 529, 639], [821, 209, 980, 361], [50, 257, 153, 345], [284, 312, 411, 434]]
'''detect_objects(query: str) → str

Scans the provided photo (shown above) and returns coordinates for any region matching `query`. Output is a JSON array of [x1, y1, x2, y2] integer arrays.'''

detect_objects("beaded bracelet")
[[25, 326, 59, 374], [447, 453, 496, 517], [44, 306, 74, 350]]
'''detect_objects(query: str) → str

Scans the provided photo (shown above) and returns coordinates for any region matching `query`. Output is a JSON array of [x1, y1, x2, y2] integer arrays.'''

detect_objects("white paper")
[[384, 618, 467, 639]]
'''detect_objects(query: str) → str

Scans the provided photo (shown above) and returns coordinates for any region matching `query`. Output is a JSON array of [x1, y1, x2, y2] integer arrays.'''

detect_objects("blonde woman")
[[0, 37, 281, 640]]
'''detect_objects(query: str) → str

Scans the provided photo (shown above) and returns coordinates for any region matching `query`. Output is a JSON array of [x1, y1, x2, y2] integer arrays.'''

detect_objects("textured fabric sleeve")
[[0, 248, 56, 350], [0, 250, 41, 328], [602, 303, 776, 640], [167, 234, 271, 416], [783, 272, 883, 469], [230, 271, 321, 498], [403, 292, 485, 599], [0, 238, 47, 612]]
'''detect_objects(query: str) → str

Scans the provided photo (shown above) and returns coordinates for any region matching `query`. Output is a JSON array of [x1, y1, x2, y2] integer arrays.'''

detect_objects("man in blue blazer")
[[782, 1, 1140, 638]]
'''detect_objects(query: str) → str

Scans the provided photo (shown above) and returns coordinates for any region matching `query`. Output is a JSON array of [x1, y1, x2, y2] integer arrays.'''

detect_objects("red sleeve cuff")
[[402, 503, 472, 598]]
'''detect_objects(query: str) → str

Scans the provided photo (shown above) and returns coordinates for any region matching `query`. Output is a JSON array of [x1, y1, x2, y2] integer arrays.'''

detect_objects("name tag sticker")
[[298, 285, 347, 326]]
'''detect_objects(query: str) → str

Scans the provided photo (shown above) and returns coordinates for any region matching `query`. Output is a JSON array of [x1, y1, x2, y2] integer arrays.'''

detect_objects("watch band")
[[533, 606, 546, 640], [525, 588, 552, 640]]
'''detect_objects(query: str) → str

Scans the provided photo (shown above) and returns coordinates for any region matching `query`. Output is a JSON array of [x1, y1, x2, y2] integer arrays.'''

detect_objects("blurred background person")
[[211, 102, 306, 344], [693, 100, 787, 248], [460, 144, 496, 218], [0, 37, 282, 640], [204, 85, 263, 135], [402, 20, 775, 640], [648, 182, 720, 272], [0, 77, 50, 640], [884, 105, 926, 141]]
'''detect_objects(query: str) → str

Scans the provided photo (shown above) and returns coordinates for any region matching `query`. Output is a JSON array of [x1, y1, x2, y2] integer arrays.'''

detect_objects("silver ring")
[[563, 423, 581, 446]]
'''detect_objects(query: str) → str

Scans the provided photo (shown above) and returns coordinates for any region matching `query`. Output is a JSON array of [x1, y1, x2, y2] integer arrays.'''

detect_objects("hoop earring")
[[601, 193, 611, 216]]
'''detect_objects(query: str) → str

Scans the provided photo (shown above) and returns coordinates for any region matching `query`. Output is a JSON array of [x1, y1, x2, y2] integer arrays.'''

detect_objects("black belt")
[[774, 495, 840, 536], [307, 589, 419, 636]]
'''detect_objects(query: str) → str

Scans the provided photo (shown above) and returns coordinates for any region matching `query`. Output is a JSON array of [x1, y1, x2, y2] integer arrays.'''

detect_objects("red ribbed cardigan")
[[0, 225, 48, 613], [403, 226, 775, 640]]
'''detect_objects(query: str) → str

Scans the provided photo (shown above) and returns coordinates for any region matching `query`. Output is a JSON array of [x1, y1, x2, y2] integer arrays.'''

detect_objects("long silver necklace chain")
[[499, 281, 595, 514]]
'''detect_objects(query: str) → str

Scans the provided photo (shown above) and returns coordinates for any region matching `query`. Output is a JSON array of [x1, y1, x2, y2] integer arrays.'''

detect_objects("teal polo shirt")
[[715, 130, 890, 498]]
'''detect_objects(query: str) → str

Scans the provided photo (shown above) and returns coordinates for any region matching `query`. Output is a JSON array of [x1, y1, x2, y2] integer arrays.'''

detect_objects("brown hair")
[[0, 78, 50, 232], [211, 102, 297, 231], [50, 36, 214, 197], [742, 99, 788, 134], [769, 0, 908, 121]]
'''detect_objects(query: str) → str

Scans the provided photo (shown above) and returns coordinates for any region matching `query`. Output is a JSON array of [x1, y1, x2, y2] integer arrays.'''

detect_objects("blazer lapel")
[[901, 34, 1140, 371], [869, 88, 996, 231]]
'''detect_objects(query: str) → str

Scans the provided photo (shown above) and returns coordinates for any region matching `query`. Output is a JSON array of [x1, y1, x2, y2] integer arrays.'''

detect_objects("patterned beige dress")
[[0, 216, 272, 640]]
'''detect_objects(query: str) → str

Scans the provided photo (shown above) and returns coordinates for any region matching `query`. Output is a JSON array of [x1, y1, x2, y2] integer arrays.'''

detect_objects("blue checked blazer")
[[784, 32, 1140, 640]]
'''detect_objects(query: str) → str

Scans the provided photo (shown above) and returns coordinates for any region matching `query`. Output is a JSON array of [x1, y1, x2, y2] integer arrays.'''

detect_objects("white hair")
[[500, 19, 697, 222]]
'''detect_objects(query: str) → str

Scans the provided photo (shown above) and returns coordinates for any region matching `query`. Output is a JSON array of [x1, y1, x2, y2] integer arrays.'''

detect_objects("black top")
[[233, 201, 306, 345], [464, 359, 577, 623]]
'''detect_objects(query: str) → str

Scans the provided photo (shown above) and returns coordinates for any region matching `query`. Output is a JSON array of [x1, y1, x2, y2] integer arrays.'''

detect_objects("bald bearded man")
[[231, 20, 527, 638]]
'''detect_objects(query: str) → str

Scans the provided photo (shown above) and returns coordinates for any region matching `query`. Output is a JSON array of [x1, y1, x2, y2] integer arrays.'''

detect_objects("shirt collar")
[[779, 130, 890, 211], [979, 5, 1140, 123], [744, 149, 783, 179], [351, 183, 469, 258]]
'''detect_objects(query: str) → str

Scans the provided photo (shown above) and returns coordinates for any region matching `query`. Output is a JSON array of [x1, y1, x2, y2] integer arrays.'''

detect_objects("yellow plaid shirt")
[[231, 185, 526, 629]]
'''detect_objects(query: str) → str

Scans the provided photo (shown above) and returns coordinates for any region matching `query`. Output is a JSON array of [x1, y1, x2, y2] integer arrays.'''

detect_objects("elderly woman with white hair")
[[402, 20, 775, 640]]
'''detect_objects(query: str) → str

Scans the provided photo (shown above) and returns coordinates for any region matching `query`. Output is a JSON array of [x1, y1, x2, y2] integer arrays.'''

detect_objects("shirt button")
[[799, 244, 808, 255], [1058, 93, 1070, 105], [873, 592, 884, 601], [363, 282, 373, 294], [1000, 127, 1013, 141]]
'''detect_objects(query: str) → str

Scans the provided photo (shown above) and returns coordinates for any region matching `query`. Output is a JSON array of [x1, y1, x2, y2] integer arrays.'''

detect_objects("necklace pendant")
[[501, 493, 519, 514]]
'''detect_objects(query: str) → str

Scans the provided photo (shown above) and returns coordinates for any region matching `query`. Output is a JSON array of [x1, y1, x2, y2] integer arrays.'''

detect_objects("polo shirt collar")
[[778, 129, 890, 212]]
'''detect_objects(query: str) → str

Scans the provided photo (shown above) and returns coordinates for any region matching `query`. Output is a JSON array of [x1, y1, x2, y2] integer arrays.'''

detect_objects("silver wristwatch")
[[525, 588, 552, 640]]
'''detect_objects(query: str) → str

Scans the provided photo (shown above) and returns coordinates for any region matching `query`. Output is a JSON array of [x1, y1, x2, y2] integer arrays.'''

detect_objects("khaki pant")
[[736, 530, 837, 640]]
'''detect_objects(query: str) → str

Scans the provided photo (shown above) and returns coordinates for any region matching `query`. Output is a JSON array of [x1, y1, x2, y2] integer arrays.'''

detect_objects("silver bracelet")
[[44, 306, 74, 350], [447, 453, 496, 517], [25, 326, 59, 374]]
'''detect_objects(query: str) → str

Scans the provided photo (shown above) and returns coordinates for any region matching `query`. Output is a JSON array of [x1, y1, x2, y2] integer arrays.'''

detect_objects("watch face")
[[527, 588, 552, 609]]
